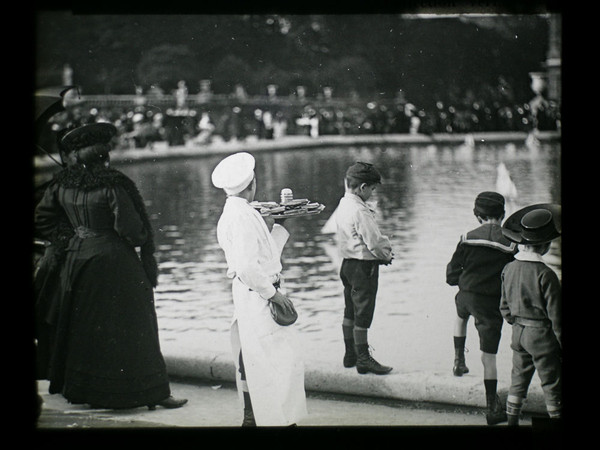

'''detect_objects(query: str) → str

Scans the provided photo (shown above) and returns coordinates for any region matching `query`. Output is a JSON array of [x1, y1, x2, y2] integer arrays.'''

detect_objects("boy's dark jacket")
[[446, 223, 517, 297]]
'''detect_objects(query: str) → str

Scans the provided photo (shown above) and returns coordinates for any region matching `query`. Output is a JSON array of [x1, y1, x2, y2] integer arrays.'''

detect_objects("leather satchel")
[[269, 300, 298, 326]]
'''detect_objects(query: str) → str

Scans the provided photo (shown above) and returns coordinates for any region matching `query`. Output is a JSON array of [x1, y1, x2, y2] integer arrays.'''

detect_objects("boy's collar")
[[344, 191, 367, 203], [345, 191, 360, 198], [344, 191, 366, 203], [515, 248, 546, 263], [344, 192, 377, 213]]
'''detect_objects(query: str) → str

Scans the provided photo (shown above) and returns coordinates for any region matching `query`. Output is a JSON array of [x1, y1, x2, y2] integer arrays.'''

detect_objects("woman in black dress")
[[35, 123, 186, 410]]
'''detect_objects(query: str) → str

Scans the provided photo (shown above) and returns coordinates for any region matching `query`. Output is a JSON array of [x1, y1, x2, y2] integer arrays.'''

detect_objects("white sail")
[[496, 162, 518, 218], [321, 205, 338, 234], [496, 162, 518, 201]]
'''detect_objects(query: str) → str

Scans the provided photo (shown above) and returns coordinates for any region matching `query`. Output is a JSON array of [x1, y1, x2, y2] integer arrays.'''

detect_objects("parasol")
[[34, 85, 79, 166]]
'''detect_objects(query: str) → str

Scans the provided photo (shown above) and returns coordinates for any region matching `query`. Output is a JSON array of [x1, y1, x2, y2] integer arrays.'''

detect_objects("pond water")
[[36, 140, 562, 377]]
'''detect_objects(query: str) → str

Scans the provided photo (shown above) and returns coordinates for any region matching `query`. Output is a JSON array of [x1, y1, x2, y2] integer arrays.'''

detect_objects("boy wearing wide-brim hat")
[[335, 161, 394, 375], [500, 203, 562, 426], [446, 191, 517, 425]]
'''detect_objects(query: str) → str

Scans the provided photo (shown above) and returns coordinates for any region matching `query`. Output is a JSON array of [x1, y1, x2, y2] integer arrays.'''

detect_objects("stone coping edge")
[[163, 350, 546, 414]]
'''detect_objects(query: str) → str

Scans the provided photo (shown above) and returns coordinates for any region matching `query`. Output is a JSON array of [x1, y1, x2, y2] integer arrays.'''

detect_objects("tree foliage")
[[136, 44, 200, 91], [35, 12, 551, 106]]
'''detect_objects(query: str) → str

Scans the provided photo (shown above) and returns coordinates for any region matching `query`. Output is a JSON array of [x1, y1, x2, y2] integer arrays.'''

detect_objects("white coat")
[[216, 196, 307, 426]]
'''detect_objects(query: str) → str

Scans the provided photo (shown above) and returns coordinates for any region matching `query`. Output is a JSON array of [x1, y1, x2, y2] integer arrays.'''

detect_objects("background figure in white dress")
[[211, 152, 307, 427]]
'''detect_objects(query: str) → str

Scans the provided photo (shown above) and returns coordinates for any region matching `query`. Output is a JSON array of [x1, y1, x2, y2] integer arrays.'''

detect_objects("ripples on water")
[[117, 142, 561, 361], [36, 141, 561, 371]]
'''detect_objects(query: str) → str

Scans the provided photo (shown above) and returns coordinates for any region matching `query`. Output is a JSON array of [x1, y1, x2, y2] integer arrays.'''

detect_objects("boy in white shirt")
[[335, 162, 394, 375]]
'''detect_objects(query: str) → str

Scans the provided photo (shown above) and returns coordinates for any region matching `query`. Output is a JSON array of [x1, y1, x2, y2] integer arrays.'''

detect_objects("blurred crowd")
[[38, 86, 560, 154]]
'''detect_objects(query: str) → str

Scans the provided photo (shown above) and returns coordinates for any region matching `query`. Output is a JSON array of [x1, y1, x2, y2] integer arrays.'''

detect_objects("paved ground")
[[32, 378, 568, 448], [35, 378, 531, 429]]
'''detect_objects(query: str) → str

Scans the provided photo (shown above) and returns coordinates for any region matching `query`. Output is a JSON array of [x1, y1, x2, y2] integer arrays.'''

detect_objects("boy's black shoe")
[[356, 344, 392, 375], [453, 345, 469, 376], [343, 339, 357, 368], [486, 394, 508, 425], [453, 357, 469, 376]]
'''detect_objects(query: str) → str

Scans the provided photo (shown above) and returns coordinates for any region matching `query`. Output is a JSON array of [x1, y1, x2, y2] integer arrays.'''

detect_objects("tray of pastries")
[[251, 198, 325, 218]]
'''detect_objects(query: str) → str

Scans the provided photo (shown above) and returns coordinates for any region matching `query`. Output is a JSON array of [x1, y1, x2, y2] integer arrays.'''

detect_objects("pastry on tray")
[[251, 198, 325, 218]]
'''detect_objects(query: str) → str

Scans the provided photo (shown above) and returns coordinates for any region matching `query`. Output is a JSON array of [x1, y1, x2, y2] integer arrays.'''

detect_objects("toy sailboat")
[[496, 162, 518, 217]]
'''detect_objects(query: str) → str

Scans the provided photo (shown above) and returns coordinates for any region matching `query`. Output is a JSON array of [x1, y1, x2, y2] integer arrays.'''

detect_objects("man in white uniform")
[[211, 152, 307, 427]]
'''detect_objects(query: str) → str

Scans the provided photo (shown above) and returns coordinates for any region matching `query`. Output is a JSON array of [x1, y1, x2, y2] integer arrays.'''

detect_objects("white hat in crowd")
[[211, 152, 256, 195]]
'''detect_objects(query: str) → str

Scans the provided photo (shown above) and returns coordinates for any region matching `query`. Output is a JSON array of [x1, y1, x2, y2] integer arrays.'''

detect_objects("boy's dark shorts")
[[455, 290, 503, 354], [340, 259, 379, 329]]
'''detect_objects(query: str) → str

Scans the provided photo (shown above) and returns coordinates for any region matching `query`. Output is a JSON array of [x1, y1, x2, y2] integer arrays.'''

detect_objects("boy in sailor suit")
[[212, 152, 307, 427], [446, 191, 517, 425]]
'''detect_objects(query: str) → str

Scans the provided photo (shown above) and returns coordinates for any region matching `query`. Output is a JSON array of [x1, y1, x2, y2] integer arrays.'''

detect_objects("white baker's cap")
[[211, 152, 256, 195]]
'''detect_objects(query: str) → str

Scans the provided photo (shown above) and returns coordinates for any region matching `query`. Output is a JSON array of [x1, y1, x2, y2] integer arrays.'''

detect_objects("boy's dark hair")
[[525, 241, 552, 254], [346, 175, 377, 189], [345, 161, 382, 188], [476, 211, 505, 221]]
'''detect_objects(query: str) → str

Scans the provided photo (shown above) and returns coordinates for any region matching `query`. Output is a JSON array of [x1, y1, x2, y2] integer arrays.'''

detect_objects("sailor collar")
[[460, 224, 516, 254]]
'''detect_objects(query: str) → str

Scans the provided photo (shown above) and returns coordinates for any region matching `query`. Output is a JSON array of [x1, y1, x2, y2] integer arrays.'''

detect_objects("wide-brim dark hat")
[[501, 203, 561, 245], [60, 123, 117, 153]]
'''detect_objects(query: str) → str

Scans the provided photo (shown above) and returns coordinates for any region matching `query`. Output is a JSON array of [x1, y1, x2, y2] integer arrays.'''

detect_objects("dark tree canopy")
[[35, 12, 551, 107]]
